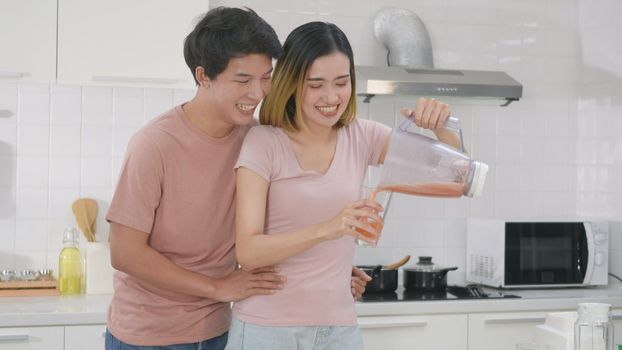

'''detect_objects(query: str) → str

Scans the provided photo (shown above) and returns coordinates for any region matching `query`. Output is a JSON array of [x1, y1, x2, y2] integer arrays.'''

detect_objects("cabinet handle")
[[0, 71, 27, 79], [358, 319, 428, 329], [612, 313, 622, 320], [484, 316, 545, 324], [92, 75, 185, 84], [0, 333, 30, 342]]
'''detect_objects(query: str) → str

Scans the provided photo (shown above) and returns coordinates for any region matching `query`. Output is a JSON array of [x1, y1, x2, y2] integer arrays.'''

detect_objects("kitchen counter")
[[0, 294, 110, 327], [356, 284, 622, 316], [1, 285, 622, 327]]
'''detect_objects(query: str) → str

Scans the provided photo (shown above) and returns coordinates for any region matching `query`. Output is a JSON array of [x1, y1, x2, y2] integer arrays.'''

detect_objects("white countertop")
[[1, 285, 622, 327], [0, 294, 111, 327], [356, 285, 622, 316]]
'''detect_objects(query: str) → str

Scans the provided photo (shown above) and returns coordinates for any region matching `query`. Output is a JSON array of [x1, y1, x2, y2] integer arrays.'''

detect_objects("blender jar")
[[378, 116, 488, 198]]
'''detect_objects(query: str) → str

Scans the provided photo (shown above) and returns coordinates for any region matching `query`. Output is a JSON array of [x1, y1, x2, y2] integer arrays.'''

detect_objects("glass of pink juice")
[[355, 185, 392, 247]]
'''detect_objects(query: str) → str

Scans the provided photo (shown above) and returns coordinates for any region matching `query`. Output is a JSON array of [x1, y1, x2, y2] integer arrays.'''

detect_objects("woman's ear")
[[195, 66, 211, 89]]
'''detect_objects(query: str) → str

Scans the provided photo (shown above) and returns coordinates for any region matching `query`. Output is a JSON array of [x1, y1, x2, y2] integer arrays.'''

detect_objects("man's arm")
[[351, 266, 371, 299], [109, 222, 284, 302]]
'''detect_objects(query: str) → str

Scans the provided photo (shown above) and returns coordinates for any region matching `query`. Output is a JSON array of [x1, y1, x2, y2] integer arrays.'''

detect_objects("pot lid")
[[410, 256, 443, 272]]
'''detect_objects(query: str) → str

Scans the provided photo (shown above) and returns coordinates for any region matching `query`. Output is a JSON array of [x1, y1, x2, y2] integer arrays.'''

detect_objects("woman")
[[227, 22, 459, 349]]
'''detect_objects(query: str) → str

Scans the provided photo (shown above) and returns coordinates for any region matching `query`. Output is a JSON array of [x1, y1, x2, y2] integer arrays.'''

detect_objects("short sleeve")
[[235, 126, 275, 181], [106, 131, 164, 234], [360, 119, 391, 166]]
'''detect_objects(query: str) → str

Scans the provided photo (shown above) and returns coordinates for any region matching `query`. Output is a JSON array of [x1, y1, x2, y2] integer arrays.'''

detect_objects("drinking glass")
[[355, 185, 392, 247]]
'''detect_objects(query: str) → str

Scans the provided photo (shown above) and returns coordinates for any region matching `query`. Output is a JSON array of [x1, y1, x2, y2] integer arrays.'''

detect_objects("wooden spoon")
[[383, 255, 411, 270], [71, 198, 98, 242]]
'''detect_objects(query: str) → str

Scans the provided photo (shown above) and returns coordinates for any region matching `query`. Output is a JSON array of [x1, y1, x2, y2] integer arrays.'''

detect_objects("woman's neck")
[[286, 121, 336, 147]]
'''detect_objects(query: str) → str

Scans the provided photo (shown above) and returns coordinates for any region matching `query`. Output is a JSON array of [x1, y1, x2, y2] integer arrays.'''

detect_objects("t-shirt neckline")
[[276, 127, 343, 178], [177, 104, 241, 145]]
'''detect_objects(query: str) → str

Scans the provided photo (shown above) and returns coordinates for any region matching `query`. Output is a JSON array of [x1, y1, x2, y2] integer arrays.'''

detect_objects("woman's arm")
[[235, 167, 383, 270]]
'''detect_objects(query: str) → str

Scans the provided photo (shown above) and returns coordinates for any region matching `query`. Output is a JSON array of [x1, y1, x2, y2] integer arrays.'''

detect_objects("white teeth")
[[236, 103, 256, 111], [316, 105, 338, 113]]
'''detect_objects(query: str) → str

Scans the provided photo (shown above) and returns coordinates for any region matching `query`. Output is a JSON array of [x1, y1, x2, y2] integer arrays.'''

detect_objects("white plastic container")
[[85, 242, 114, 294], [535, 311, 577, 350]]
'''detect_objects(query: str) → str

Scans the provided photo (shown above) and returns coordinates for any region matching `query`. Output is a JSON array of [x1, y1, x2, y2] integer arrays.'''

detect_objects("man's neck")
[[182, 96, 236, 138]]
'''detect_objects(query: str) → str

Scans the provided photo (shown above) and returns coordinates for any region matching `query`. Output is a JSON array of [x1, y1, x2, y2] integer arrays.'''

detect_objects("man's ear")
[[195, 66, 211, 88]]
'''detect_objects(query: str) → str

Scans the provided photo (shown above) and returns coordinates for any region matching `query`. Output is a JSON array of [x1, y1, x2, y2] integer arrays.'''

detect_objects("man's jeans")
[[105, 329, 228, 350]]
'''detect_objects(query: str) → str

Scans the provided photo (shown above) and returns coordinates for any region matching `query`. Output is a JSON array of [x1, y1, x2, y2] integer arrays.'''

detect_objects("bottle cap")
[[62, 227, 78, 243]]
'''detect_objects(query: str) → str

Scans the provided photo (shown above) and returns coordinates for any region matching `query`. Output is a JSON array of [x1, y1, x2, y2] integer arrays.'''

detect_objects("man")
[[105, 7, 370, 350]]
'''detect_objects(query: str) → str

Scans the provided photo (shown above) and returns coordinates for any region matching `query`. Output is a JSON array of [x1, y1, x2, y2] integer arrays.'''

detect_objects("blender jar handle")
[[398, 116, 465, 153]]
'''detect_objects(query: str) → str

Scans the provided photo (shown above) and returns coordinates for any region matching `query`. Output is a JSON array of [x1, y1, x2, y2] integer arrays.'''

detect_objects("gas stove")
[[359, 284, 521, 302]]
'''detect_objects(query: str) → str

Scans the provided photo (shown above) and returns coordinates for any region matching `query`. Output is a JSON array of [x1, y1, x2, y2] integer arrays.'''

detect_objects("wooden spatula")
[[383, 255, 411, 270], [71, 198, 98, 242]]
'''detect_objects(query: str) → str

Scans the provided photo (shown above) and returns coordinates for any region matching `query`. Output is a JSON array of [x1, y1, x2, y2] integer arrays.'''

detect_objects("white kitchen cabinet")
[[57, 0, 208, 88], [0, 0, 57, 83], [64, 324, 107, 350], [0, 326, 64, 350], [358, 314, 468, 350], [612, 309, 622, 345], [468, 311, 564, 350]]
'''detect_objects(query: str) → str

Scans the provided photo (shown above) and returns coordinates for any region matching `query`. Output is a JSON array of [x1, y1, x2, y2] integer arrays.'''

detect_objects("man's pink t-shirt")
[[233, 118, 391, 326], [106, 105, 250, 346]]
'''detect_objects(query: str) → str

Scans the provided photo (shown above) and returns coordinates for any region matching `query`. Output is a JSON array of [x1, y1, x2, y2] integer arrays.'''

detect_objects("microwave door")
[[582, 223, 596, 285], [504, 223, 589, 287]]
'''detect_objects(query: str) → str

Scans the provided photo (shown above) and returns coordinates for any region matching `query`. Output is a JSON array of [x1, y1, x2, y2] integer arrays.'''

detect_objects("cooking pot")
[[357, 265, 398, 294], [403, 256, 458, 292]]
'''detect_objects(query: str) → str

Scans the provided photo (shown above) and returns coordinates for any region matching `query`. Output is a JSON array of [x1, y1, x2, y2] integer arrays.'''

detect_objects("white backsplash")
[[1, 0, 620, 285]]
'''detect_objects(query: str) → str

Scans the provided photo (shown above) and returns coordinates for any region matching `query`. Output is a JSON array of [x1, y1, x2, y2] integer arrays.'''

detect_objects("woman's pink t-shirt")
[[233, 118, 391, 326]]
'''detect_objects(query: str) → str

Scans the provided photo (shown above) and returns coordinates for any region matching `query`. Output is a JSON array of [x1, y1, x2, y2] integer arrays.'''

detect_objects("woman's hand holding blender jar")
[[400, 98, 462, 150]]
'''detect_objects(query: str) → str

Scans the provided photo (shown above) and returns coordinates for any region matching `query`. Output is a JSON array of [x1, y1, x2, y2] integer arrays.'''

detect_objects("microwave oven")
[[466, 219, 609, 288]]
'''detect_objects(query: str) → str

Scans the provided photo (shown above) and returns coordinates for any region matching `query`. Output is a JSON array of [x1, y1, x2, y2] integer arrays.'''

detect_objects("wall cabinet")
[[0, 326, 64, 350], [359, 314, 467, 350], [0, 1, 57, 83], [57, 0, 207, 88], [1, 0, 208, 87]]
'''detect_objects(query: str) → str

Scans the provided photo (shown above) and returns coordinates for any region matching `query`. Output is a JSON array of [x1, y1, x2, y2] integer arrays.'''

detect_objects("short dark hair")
[[183, 7, 282, 85], [260, 22, 357, 130]]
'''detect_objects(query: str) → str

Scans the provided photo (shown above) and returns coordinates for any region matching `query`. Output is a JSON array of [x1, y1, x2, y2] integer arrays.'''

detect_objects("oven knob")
[[594, 252, 605, 266], [594, 233, 607, 245]]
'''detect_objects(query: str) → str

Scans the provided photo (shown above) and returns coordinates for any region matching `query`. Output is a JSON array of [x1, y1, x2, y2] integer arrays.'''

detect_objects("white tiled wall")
[[0, 0, 620, 285], [574, 0, 622, 278], [0, 84, 195, 271]]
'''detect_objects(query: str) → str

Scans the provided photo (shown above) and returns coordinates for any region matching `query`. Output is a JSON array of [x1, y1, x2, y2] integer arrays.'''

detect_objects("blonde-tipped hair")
[[259, 22, 357, 131]]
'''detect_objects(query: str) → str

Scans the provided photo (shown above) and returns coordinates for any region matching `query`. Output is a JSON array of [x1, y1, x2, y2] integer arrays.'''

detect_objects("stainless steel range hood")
[[355, 65, 523, 106]]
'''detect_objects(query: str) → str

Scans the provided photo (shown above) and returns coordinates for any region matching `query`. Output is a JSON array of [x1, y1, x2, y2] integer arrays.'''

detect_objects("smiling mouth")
[[316, 105, 339, 115], [236, 103, 257, 113]]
